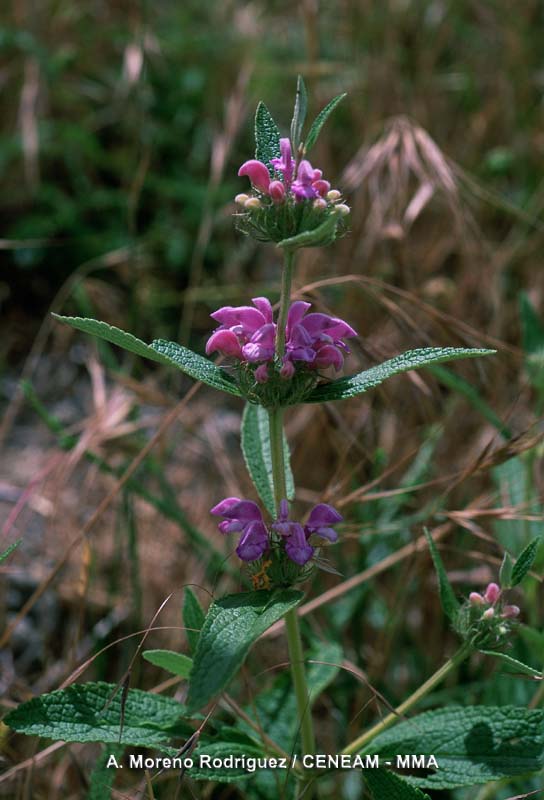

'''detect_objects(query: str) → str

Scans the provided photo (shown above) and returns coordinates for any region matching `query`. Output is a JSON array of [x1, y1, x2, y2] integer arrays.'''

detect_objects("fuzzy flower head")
[[206, 297, 356, 405], [235, 136, 348, 248], [211, 497, 342, 588], [456, 581, 520, 647]]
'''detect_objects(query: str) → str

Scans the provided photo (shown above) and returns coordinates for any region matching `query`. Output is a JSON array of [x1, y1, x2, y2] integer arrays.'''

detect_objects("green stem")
[[267, 249, 316, 796], [268, 407, 287, 505], [342, 643, 472, 756], [275, 249, 294, 359]]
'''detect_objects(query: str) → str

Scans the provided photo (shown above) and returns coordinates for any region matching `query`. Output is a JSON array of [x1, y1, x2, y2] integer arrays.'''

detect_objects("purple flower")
[[206, 297, 274, 360], [206, 297, 356, 382], [238, 160, 270, 194], [284, 303, 357, 374], [270, 138, 296, 188], [304, 504, 343, 543], [271, 500, 314, 566], [210, 497, 269, 562]]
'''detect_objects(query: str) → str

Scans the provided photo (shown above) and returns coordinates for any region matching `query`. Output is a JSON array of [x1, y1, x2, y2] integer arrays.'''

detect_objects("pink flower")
[[238, 160, 271, 193], [270, 138, 296, 188]]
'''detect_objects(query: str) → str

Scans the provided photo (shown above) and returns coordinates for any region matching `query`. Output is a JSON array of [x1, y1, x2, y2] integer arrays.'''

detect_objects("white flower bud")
[[244, 197, 262, 210], [235, 193, 249, 205], [326, 189, 342, 203], [482, 607, 495, 620], [335, 203, 350, 216], [313, 198, 327, 211]]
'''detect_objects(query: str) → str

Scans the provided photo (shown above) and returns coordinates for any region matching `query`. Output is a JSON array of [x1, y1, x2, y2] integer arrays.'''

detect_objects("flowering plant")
[[6, 76, 543, 800]]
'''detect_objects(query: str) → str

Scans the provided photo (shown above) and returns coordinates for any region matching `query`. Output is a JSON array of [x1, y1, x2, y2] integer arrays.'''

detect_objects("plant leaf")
[[183, 587, 206, 654], [53, 316, 241, 397], [186, 589, 303, 712], [366, 770, 431, 799], [290, 74, 308, 152], [87, 745, 124, 800], [511, 537, 541, 586], [143, 650, 193, 679], [241, 640, 342, 748], [277, 210, 342, 251], [499, 551, 513, 589], [424, 528, 459, 622], [479, 650, 543, 679], [241, 403, 294, 516], [306, 347, 495, 403], [191, 733, 266, 782], [254, 101, 281, 175], [0, 539, 21, 563], [368, 705, 544, 789], [304, 92, 347, 152], [5, 681, 189, 748]]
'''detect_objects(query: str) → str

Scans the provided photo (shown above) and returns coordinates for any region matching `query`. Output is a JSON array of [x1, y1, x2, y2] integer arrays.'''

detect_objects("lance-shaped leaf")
[[143, 650, 193, 679], [511, 537, 541, 586], [0, 539, 21, 564], [305, 347, 495, 403], [368, 705, 544, 789], [277, 210, 342, 251], [53, 315, 241, 397], [479, 650, 543, 679], [241, 402, 294, 517], [5, 681, 189, 748], [290, 74, 308, 152], [254, 102, 281, 175], [183, 587, 206, 654], [424, 528, 459, 623], [366, 770, 431, 800], [304, 92, 347, 153], [186, 590, 303, 712]]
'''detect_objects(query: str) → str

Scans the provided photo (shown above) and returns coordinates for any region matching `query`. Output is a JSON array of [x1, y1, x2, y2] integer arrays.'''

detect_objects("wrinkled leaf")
[[5, 682, 188, 748], [306, 347, 495, 403], [511, 537, 540, 586], [186, 590, 303, 712], [53, 316, 241, 397], [304, 92, 347, 152], [255, 102, 281, 175], [368, 706, 544, 789], [241, 402, 294, 516], [366, 770, 431, 800]]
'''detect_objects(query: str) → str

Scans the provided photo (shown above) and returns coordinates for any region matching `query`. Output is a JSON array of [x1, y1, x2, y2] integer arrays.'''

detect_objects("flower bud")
[[244, 197, 262, 210], [235, 193, 249, 205], [482, 607, 495, 620], [484, 582, 500, 604], [269, 180, 286, 203], [327, 189, 342, 202], [313, 198, 327, 211], [469, 592, 484, 605], [502, 605, 520, 619], [335, 203, 351, 216], [254, 364, 269, 383]]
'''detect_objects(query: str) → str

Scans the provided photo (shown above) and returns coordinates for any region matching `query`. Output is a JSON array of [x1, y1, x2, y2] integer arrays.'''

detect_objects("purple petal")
[[285, 526, 314, 566], [238, 160, 271, 193], [211, 305, 266, 333], [279, 499, 289, 521], [306, 504, 343, 528], [312, 179, 330, 197], [251, 297, 273, 324], [286, 301, 311, 338], [254, 364, 269, 383], [306, 526, 338, 543], [242, 323, 276, 362], [205, 329, 243, 358], [211, 498, 263, 525], [313, 343, 344, 371], [236, 521, 269, 562]]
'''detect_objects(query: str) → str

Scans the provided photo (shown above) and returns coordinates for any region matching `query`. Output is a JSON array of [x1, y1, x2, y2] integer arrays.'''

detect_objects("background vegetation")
[[1, 1, 543, 797]]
